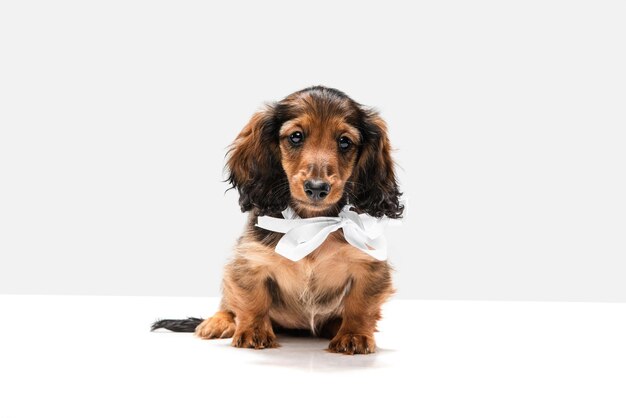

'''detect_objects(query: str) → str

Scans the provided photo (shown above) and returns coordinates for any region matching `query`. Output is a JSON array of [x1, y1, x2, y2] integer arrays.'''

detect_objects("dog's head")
[[226, 86, 403, 218]]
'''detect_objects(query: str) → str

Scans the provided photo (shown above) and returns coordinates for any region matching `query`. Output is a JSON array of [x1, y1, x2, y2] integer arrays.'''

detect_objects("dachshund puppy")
[[152, 86, 403, 354]]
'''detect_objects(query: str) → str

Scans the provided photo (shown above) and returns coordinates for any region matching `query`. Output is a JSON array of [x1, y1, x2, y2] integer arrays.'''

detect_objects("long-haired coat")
[[152, 86, 403, 354]]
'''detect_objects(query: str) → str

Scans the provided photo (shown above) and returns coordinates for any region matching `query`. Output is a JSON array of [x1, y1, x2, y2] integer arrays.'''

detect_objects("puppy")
[[152, 86, 403, 354]]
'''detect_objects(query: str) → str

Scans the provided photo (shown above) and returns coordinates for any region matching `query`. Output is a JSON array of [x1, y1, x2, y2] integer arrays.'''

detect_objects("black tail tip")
[[151, 317, 204, 332]]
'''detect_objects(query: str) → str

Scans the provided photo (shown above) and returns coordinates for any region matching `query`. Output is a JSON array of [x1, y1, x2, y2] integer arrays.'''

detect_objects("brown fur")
[[197, 86, 403, 354]]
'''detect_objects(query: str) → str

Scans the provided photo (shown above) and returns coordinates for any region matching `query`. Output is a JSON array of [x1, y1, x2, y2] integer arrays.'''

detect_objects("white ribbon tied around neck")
[[255, 205, 402, 262]]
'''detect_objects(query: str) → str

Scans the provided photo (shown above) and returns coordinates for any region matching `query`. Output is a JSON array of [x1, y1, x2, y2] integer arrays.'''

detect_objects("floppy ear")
[[225, 105, 289, 215], [350, 109, 404, 219]]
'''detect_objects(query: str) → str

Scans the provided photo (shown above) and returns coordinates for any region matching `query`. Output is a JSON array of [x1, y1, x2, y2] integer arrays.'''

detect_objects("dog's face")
[[277, 97, 362, 214], [227, 86, 403, 219]]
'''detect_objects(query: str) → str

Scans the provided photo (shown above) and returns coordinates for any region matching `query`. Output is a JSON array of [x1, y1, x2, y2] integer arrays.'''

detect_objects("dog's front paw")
[[231, 325, 278, 349], [328, 333, 376, 355], [195, 312, 236, 339]]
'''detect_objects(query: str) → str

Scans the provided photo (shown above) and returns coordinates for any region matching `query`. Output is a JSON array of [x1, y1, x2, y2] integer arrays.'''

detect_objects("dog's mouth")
[[290, 197, 345, 217], [293, 198, 332, 210]]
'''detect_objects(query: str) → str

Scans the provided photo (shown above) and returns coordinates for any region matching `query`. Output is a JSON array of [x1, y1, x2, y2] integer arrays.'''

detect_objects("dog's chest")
[[274, 234, 352, 291], [268, 233, 364, 329]]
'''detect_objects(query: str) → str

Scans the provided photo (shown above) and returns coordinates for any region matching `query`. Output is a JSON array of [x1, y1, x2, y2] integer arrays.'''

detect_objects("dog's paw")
[[328, 333, 376, 355], [231, 325, 278, 349], [195, 312, 236, 339]]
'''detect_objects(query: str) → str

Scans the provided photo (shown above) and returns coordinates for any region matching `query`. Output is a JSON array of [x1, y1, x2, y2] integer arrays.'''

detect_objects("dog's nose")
[[303, 179, 331, 201]]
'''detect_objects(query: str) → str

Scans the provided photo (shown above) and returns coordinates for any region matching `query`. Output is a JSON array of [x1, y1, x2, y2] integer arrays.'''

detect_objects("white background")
[[2, 295, 625, 417], [1, 0, 625, 301]]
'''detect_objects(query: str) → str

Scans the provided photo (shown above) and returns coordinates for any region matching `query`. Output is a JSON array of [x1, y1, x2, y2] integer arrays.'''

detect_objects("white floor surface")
[[0, 295, 624, 417]]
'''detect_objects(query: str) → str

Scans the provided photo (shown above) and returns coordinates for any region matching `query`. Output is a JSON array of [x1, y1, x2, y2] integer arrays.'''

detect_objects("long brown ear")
[[350, 109, 404, 218], [225, 105, 289, 215]]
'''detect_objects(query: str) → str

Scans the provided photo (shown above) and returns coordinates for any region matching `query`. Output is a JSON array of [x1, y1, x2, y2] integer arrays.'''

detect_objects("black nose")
[[303, 179, 331, 201]]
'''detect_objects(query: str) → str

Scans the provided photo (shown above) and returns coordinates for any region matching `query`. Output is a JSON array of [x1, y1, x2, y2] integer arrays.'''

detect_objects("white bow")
[[255, 205, 401, 262]]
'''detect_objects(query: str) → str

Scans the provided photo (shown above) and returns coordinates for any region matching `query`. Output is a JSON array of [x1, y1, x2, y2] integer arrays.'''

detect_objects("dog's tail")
[[151, 317, 203, 332]]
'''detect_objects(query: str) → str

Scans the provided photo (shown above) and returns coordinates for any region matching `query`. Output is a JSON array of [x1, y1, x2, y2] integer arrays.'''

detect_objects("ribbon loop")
[[255, 205, 400, 262]]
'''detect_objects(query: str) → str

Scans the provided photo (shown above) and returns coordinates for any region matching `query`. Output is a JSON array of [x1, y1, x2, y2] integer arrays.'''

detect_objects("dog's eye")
[[339, 136, 352, 151], [288, 131, 304, 146]]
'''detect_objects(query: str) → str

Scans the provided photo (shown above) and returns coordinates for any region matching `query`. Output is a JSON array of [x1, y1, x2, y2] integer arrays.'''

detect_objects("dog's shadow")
[[216, 334, 394, 372]]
